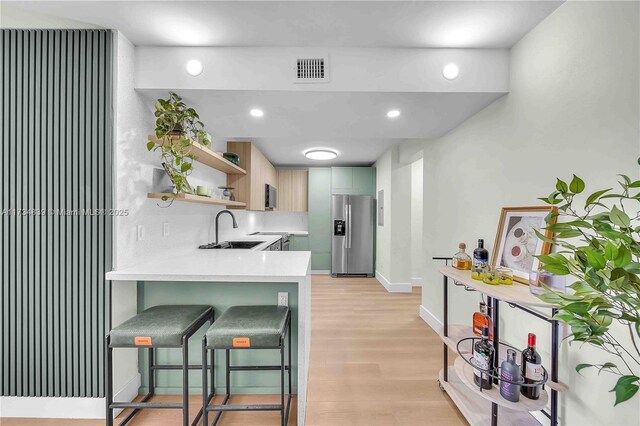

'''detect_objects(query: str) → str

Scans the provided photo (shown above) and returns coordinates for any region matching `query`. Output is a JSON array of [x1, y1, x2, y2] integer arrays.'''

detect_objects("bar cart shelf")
[[453, 356, 549, 411], [434, 263, 567, 426]]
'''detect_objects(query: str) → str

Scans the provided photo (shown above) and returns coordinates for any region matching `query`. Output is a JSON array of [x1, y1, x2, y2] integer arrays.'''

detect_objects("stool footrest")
[[207, 404, 283, 412], [229, 365, 290, 371], [111, 402, 183, 410]]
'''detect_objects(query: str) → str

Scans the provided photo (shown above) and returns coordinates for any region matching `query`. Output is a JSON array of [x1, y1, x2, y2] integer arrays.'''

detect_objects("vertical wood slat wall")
[[1, 29, 113, 398]]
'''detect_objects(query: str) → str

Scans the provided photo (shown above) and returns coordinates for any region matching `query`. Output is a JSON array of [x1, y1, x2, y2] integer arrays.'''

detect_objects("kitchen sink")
[[199, 241, 265, 249]]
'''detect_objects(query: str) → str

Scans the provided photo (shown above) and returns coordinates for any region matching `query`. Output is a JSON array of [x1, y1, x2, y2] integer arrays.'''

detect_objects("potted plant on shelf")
[[146, 91, 212, 195], [535, 171, 640, 406]]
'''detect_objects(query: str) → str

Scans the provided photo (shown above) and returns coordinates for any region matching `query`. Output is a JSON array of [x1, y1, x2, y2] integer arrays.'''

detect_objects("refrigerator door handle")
[[348, 204, 352, 248], [344, 203, 348, 249]]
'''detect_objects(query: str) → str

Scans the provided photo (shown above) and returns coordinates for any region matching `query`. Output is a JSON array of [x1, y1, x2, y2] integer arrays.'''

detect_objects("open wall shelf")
[[147, 192, 246, 207], [148, 135, 246, 175]]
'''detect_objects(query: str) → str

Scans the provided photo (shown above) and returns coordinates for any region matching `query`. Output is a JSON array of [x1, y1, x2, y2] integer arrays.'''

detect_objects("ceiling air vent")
[[294, 56, 329, 83]]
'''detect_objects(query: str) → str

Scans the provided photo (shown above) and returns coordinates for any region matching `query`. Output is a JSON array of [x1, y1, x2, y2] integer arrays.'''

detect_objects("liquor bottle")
[[452, 243, 472, 270], [521, 333, 543, 399], [472, 302, 493, 341], [473, 326, 494, 390], [500, 349, 521, 402], [473, 239, 489, 270]]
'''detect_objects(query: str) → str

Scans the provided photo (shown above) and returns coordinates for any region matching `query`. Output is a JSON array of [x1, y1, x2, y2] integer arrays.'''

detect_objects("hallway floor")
[[1, 275, 465, 426]]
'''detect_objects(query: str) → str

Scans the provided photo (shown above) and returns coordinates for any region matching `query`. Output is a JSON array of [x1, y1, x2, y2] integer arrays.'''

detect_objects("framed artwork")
[[162, 162, 193, 194], [491, 206, 557, 284]]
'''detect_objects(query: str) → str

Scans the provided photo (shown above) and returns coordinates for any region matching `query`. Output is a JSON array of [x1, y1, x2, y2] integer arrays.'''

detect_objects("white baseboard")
[[311, 270, 330, 275], [419, 304, 442, 332], [375, 271, 412, 293], [411, 277, 423, 287], [0, 373, 140, 419]]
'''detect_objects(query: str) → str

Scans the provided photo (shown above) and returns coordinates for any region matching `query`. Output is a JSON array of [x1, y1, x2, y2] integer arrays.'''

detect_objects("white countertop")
[[106, 248, 310, 283]]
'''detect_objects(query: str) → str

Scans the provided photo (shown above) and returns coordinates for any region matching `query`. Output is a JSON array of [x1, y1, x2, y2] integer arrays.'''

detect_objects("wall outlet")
[[163, 222, 170, 237], [278, 292, 288, 307], [137, 225, 145, 241]]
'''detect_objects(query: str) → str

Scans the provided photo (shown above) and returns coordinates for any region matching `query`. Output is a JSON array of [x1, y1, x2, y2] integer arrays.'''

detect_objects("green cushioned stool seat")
[[110, 305, 213, 347], [206, 305, 289, 349]]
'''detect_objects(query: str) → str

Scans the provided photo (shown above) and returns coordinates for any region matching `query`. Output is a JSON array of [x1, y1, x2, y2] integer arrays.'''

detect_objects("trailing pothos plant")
[[146, 91, 211, 194], [535, 173, 640, 406]]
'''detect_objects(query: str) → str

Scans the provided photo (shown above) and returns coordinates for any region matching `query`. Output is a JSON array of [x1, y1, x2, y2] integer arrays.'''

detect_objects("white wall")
[[410, 158, 424, 283], [409, 2, 639, 424], [375, 146, 412, 290]]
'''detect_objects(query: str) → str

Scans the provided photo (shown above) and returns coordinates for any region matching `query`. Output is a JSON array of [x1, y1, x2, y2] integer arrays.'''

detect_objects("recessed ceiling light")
[[443, 63, 459, 80], [305, 149, 338, 161], [387, 110, 401, 118], [250, 109, 264, 117], [185, 59, 203, 76]]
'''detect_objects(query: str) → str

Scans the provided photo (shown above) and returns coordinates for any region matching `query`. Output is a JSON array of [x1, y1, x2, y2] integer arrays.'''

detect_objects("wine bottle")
[[473, 239, 489, 270], [473, 325, 494, 390], [500, 349, 521, 402], [521, 333, 543, 399]]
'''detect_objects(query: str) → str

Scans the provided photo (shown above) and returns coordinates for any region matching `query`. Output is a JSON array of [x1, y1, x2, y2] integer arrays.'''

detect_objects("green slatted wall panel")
[[0, 29, 113, 398]]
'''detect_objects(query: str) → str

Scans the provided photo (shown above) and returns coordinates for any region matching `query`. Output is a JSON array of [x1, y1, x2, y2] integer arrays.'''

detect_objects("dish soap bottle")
[[500, 349, 521, 402], [473, 325, 494, 390], [473, 239, 489, 270], [452, 243, 472, 270], [472, 302, 493, 341]]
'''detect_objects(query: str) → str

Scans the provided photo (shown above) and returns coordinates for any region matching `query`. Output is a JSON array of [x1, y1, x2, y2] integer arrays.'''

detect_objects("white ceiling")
[[6, 1, 563, 48], [139, 89, 505, 166], [5, 0, 563, 165]]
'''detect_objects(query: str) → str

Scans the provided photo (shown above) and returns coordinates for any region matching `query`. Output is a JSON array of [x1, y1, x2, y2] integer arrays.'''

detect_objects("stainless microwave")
[[265, 184, 277, 210]]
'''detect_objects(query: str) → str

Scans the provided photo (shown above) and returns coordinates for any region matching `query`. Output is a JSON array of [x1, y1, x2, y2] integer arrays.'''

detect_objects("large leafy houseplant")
[[146, 92, 211, 194], [536, 173, 640, 405]]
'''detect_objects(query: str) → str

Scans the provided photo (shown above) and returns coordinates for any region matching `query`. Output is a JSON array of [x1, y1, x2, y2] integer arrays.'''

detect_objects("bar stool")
[[202, 305, 292, 426], [105, 305, 215, 426]]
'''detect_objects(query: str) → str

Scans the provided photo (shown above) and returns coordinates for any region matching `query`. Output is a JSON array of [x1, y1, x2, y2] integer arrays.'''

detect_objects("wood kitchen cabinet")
[[276, 169, 308, 212], [227, 141, 277, 210]]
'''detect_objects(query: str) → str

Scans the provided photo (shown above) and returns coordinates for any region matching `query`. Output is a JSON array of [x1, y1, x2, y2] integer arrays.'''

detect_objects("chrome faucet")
[[215, 210, 238, 244]]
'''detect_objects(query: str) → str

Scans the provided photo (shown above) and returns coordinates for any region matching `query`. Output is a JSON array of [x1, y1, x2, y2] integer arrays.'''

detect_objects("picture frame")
[[162, 162, 193, 194], [491, 206, 557, 284]]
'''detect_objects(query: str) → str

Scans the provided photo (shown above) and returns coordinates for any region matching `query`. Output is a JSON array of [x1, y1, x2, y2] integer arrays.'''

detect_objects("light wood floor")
[[2, 275, 465, 426]]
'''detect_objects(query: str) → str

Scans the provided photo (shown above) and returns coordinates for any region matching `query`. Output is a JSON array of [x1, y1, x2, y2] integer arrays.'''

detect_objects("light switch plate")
[[137, 225, 145, 241]]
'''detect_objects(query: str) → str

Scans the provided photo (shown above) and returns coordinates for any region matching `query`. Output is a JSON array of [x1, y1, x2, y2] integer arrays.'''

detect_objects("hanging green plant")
[[536, 172, 640, 406], [146, 91, 212, 194]]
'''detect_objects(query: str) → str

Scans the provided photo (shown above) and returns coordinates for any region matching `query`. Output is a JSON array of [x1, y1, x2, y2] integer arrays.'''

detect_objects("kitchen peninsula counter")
[[106, 249, 311, 425]]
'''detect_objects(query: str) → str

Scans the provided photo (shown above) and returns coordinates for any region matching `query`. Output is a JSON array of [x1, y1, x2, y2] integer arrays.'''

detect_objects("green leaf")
[[181, 162, 192, 173], [541, 263, 570, 275], [576, 363, 594, 374], [537, 253, 568, 265], [611, 375, 640, 406], [604, 242, 619, 260], [585, 188, 612, 206], [534, 229, 556, 244], [610, 205, 631, 228], [546, 223, 574, 233], [623, 262, 640, 274], [569, 175, 585, 193], [556, 178, 569, 193], [584, 248, 607, 270], [619, 175, 632, 185], [614, 246, 632, 268], [146, 141, 155, 151], [563, 302, 590, 315], [557, 230, 583, 239], [628, 180, 640, 188]]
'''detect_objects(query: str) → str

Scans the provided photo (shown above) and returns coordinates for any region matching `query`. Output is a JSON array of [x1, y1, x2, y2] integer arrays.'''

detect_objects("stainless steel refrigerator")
[[331, 195, 375, 277]]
